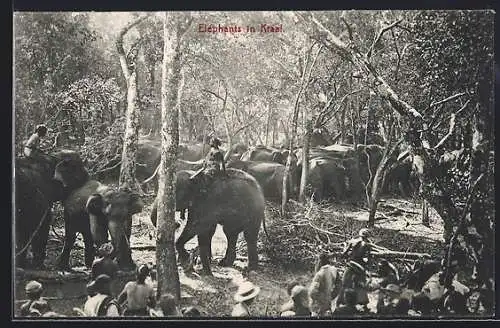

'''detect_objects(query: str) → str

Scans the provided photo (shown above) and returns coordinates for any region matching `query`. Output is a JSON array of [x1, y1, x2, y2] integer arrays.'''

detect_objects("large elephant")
[[150, 170, 195, 224], [178, 142, 212, 161], [240, 145, 297, 166], [53, 159, 143, 270], [153, 169, 265, 276], [15, 150, 87, 269], [226, 160, 294, 202], [305, 157, 346, 202]]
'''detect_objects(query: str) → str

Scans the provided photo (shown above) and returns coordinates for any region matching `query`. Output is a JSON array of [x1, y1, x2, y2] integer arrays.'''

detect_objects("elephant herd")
[[14, 138, 417, 276]]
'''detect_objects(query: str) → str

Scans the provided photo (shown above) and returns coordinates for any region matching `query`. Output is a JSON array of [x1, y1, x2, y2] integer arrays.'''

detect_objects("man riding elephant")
[[190, 137, 226, 193]]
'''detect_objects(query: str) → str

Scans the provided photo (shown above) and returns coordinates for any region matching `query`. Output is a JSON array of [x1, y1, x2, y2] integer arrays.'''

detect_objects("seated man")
[[280, 285, 312, 317], [24, 124, 48, 159], [190, 137, 226, 192], [376, 284, 403, 316], [20, 281, 52, 317], [370, 259, 399, 290], [118, 265, 156, 316], [333, 289, 361, 317], [83, 274, 121, 317]]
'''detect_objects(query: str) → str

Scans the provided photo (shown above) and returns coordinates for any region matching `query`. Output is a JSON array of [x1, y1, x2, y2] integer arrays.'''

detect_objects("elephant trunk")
[[108, 220, 133, 268]]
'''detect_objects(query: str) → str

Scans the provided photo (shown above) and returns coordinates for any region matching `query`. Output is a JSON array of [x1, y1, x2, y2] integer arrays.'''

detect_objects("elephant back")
[[64, 180, 108, 213]]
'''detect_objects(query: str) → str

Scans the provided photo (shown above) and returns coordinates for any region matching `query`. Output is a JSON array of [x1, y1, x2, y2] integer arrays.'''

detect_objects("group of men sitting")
[[19, 243, 201, 318]]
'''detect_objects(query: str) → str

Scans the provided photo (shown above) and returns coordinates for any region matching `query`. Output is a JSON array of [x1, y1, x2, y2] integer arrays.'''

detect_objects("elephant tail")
[[15, 188, 51, 257]]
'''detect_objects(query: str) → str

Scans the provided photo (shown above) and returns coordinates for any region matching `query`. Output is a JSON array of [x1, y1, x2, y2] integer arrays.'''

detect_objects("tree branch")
[[430, 92, 467, 108], [366, 19, 403, 59], [116, 14, 150, 82]]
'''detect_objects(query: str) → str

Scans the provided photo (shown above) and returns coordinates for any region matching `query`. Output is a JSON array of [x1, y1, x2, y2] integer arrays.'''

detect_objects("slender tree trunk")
[[299, 118, 312, 203], [156, 11, 183, 302], [116, 16, 148, 192], [119, 69, 142, 191], [421, 199, 430, 227], [265, 103, 271, 146]]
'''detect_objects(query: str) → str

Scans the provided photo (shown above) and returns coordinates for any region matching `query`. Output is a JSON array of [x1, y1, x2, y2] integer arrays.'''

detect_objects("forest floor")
[[14, 195, 450, 317]]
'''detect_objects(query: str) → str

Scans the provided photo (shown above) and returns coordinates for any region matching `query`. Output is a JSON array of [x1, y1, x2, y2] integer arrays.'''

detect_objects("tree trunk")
[[265, 103, 272, 146], [155, 11, 183, 302], [119, 69, 142, 191], [116, 16, 148, 192], [421, 199, 430, 227], [299, 118, 312, 203]]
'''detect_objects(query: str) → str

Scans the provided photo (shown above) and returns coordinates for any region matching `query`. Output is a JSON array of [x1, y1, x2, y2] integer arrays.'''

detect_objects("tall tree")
[[116, 15, 149, 191], [156, 11, 191, 301]]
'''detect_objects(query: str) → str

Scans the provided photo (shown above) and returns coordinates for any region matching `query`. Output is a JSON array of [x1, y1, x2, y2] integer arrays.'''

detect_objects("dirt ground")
[[15, 195, 452, 317]]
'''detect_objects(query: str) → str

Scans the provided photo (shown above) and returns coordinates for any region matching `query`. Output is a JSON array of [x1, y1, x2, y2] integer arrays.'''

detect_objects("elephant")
[[150, 170, 195, 224], [178, 142, 212, 161], [226, 160, 295, 202], [15, 150, 87, 269], [53, 159, 143, 270], [152, 169, 265, 276], [305, 157, 347, 202], [240, 145, 297, 167]]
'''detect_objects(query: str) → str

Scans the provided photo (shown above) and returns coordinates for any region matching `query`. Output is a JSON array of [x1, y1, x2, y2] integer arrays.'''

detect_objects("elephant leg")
[[175, 221, 197, 266], [197, 229, 215, 276], [220, 229, 238, 267], [56, 226, 77, 271], [31, 210, 52, 269], [244, 229, 259, 271], [82, 227, 96, 268], [15, 221, 30, 269]]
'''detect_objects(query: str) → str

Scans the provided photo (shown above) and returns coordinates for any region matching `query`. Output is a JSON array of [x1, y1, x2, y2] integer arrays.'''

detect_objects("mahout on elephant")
[[53, 159, 143, 271], [226, 160, 295, 202], [152, 168, 265, 276], [15, 149, 86, 269]]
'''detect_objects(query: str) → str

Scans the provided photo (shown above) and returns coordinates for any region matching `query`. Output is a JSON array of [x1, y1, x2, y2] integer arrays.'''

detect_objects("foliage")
[[14, 12, 116, 154]]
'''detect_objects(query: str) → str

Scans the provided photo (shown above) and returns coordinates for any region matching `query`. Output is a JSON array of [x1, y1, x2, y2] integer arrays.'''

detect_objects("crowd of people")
[[19, 228, 488, 318]]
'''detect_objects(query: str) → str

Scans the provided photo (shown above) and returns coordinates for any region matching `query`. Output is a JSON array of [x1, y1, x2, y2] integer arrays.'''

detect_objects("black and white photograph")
[[12, 10, 495, 319]]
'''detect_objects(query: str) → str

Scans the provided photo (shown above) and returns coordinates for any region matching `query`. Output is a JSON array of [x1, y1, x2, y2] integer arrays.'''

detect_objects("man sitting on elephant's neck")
[[190, 136, 226, 193]]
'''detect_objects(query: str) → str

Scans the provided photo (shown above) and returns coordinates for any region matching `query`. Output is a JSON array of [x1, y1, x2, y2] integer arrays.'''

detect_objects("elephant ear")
[[86, 194, 105, 216], [272, 151, 284, 164], [128, 192, 144, 215]]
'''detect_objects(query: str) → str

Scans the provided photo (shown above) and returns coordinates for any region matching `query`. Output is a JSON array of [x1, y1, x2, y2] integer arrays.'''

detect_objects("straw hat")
[[234, 281, 260, 303], [25, 280, 43, 294]]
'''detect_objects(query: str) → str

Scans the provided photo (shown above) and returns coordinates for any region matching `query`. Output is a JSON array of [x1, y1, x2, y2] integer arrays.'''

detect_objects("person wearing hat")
[[117, 264, 156, 316], [231, 281, 260, 317], [24, 124, 48, 158], [333, 288, 362, 317], [83, 274, 121, 317], [335, 260, 370, 311], [309, 253, 340, 316], [280, 285, 312, 317], [190, 136, 226, 193], [336, 229, 372, 311], [149, 293, 181, 317], [376, 283, 403, 316], [20, 280, 52, 317]]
